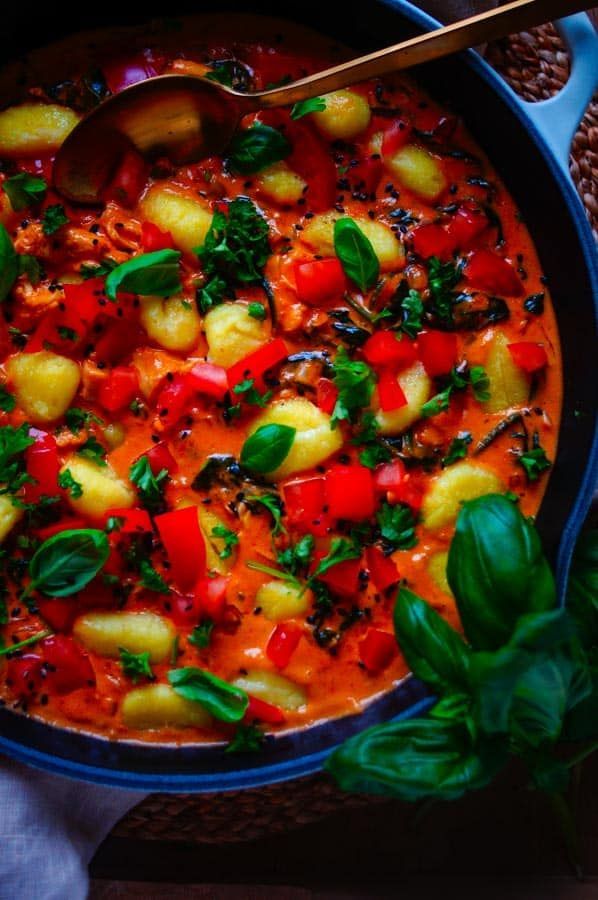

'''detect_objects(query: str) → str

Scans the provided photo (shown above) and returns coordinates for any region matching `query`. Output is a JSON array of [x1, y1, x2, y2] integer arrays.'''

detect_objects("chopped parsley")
[[225, 723, 265, 753], [232, 378, 272, 408], [426, 256, 462, 326], [441, 432, 472, 468], [518, 433, 552, 482], [311, 538, 360, 581], [330, 346, 376, 427], [377, 502, 417, 551], [277, 534, 315, 577], [139, 558, 170, 594], [211, 524, 239, 560], [290, 97, 326, 119], [0, 386, 15, 412], [41, 204, 69, 235], [188, 620, 214, 649], [0, 424, 35, 495], [77, 436, 107, 467], [3, 173, 46, 211], [129, 456, 168, 514], [119, 648, 154, 683], [397, 289, 424, 339], [249, 493, 285, 536], [65, 407, 104, 434], [58, 468, 83, 499]]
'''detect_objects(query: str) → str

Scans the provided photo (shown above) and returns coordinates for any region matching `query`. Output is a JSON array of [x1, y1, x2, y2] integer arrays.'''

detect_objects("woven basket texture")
[[113, 21, 598, 845]]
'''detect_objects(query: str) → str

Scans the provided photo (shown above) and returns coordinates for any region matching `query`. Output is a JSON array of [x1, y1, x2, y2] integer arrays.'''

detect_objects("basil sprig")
[[24, 528, 109, 598], [290, 97, 326, 119], [333, 218, 379, 293], [105, 249, 182, 300], [240, 424, 296, 474], [168, 666, 248, 722], [227, 123, 290, 174], [0, 224, 18, 302], [3, 173, 47, 211]]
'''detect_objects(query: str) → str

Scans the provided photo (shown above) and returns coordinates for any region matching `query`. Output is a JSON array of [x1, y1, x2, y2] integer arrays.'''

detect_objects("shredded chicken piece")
[[80, 361, 109, 400], [55, 428, 89, 450], [278, 300, 306, 333], [12, 279, 64, 311], [13, 222, 52, 259], [99, 202, 142, 252], [61, 225, 113, 258]]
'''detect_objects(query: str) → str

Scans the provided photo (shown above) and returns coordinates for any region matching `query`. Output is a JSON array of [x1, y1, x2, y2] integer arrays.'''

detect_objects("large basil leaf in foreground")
[[447, 494, 556, 650]]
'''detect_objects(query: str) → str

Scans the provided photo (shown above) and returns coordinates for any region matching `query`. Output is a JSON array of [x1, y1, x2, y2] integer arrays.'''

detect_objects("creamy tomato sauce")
[[0, 16, 561, 746]]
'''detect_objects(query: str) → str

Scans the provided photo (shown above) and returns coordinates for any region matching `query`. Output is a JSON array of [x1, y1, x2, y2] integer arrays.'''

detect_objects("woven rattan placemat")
[[112, 22, 598, 844]]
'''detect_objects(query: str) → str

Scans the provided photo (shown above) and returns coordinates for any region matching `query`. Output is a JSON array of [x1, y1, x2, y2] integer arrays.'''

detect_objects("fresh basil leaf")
[[129, 456, 168, 515], [326, 717, 507, 801], [227, 123, 290, 174], [333, 217, 379, 293], [3, 173, 47, 211], [41, 204, 69, 235], [331, 346, 376, 427], [119, 647, 154, 683], [168, 666, 248, 722], [105, 249, 182, 300], [447, 494, 556, 650], [26, 528, 109, 598], [0, 224, 18, 302], [394, 587, 470, 693], [290, 97, 326, 119], [240, 424, 295, 474], [226, 723, 265, 753]]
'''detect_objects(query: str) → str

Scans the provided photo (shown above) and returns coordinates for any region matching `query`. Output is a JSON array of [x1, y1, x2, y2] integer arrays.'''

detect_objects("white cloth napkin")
[[0, 3, 499, 898]]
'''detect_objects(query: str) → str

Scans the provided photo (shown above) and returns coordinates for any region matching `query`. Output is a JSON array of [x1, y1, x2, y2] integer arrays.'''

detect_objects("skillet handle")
[[514, 13, 598, 180]]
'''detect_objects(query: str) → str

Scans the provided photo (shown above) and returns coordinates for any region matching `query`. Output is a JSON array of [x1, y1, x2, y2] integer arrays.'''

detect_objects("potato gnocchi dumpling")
[[247, 398, 343, 480], [7, 351, 80, 423], [198, 507, 237, 573], [256, 580, 312, 622], [484, 332, 530, 413], [312, 90, 371, 140], [140, 295, 201, 353], [256, 161, 307, 205], [139, 185, 213, 254], [61, 457, 134, 519], [427, 551, 452, 596], [301, 212, 405, 270], [384, 144, 447, 201], [204, 302, 271, 368], [122, 683, 212, 729], [0, 495, 23, 544], [74, 611, 176, 662], [233, 669, 307, 710], [375, 362, 432, 435], [422, 462, 504, 531], [0, 103, 79, 156]]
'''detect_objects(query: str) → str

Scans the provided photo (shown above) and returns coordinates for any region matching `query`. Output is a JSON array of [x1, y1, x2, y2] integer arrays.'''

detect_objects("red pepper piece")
[[390, 473, 426, 511], [266, 623, 302, 669], [464, 249, 523, 296], [359, 628, 397, 673], [226, 338, 288, 389], [244, 694, 286, 725], [195, 575, 229, 622], [446, 203, 488, 249], [154, 373, 194, 430], [140, 221, 176, 252], [325, 464, 376, 522], [147, 441, 178, 476], [373, 460, 406, 496], [188, 361, 229, 401], [316, 378, 339, 416], [411, 223, 456, 262], [362, 332, 417, 368], [381, 119, 412, 156], [366, 545, 400, 593], [40, 635, 96, 694], [348, 155, 383, 194], [155, 507, 206, 591], [282, 476, 330, 537], [93, 321, 144, 366], [101, 147, 148, 208], [104, 507, 153, 534], [507, 342, 548, 373], [38, 598, 78, 632], [294, 258, 347, 305], [314, 552, 363, 596], [6, 654, 43, 698], [23, 430, 60, 503], [97, 365, 139, 413], [166, 591, 201, 626], [377, 370, 408, 412], [34, 516, 88, 541], [417, 330, 458, 377], [103, 53, 159, 93]]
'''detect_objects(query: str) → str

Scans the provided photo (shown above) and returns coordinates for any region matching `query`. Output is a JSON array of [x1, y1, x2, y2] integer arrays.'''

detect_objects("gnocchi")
[[422, 462, 504, 531], [204, 302, 270, 368], [0, 103, 79, 156], [140, 295, 201, 352], [256, 161, 307, 205], [301, 212, 405, 270], [484, 332, 529, 413], [247, 398, 343, 480], [74, 611, 176, 662], [139, 185, 213, 254], [7, 351, 80, 423], [256, 580, 312, 622], [232, 669, 307, 710], [428, 551, 452, 595], [375, 362, 432, 435], [60, 456, 134, 520], [198, 507, 237, 573], [384, 144, 447, 201], [312, 90, 371, 140], [122, 683, 212, 729], [0, 495, 23, 544]]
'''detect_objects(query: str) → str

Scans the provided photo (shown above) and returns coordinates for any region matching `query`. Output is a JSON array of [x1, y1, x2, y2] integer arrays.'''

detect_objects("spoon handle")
[[253, 0, 591, 109]]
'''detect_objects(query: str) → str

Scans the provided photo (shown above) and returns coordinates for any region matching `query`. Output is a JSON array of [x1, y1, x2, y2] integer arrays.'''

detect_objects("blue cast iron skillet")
[[0, 1, 597, 791]]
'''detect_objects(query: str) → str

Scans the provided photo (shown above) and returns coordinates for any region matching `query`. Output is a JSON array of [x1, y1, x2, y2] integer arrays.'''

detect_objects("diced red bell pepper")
[[325, 464, 376, 522], [243, 46, 308, 90], [23, 430, 60, 502], [266, 623, 302, 669], [165, 591, 201, 627], [359, 628, 397, 673], [103, 53, 159, 94], [188, 362, 229, 402], [6, 654, 43, 698], [381, 119, 412, 156], [366, 545, 400, 593], [373, 460, 406, 496], [105, 506, 153, 534], [154, 373, 194, 430], [282, 476, 330, 537], [446, 204, 488, 249], [411, 223, 456, 262], [93, 321, 145, 366], [294, 258, 347, 305], [37, 598, 78, 632], [377, 370, 408, 412], [348, 155, 383, 194], [34, 516, 88, 541], [316, 378, 339, 416], [244, 694, 286, 725], [155, 506, 206, 591], [507, 342, 548, 373], [313, 552, 363, 596], [40, 635, 96, 694], [195, 575, 229, 622], [417, 330, 458, 377], [362, 331, 418, 368], [226, 338, 288, 389], [140, 221, 176, 252], [97, 365, 139, 412], [102, 147, 148, 208], [464, 249, 523, 296], [147, 441, 178, 476], [390, 473, 425, 511]]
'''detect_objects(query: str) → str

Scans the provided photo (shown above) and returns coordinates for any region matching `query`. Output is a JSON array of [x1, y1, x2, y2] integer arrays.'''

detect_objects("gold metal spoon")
[[54, 0, 589, 203]]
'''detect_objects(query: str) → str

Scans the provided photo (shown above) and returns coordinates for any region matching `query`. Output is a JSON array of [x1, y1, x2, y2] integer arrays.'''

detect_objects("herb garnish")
[[330, 347, 376, 427], [58, 468, 83, 499], [105, 249, 182, 300], [139, 558, 170, 594], [3, 173, 46, 211], [226, 723, 265, 753], [0, 424, 35, 495], [211, 524, 239, 560], [441, 432, 472, 468], [377, 501, 417, 551], [77, 436, 107, 466], [333, 218, 379, 293], [240, 424, 296, 475], [189, 620, 214, 649], [129, 456, 168, 514], [23, 528, 109, 598], [290, 97, 327, 119], [168, 666, 248, 722], [41, 204, 69, 235], [227, 123, 290, 174], [0, 224, 18, 302], [518, 432, 552, 482], [119, 648, 154, 683]]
